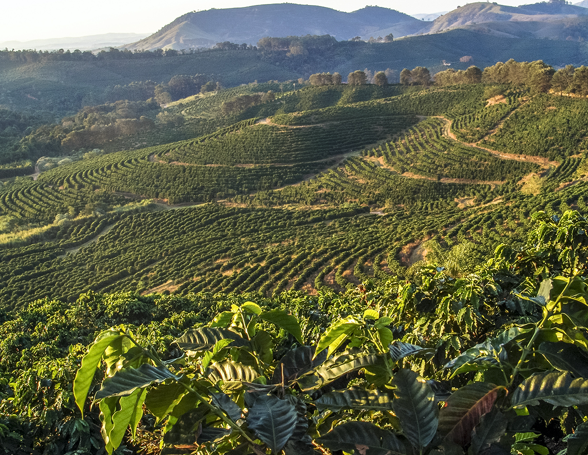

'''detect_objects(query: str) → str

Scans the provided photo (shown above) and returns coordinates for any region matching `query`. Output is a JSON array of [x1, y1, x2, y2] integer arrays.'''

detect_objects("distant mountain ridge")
[[125, 1, 588, 51], [124, 4, 424, 50], [0, 33, 150, 51]]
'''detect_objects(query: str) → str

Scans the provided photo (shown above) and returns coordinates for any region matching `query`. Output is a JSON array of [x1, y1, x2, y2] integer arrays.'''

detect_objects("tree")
[[551, 65, 575, 94], [348, 70, 367, 86], [464, 66, 482, 84], [400, 68, 412, 86], [261, 91, 275, 103], [332, 72, 342, 85], [384, 33, 394, 42], [571, 66, 588, 96], [373, 71, 388, 87], [411, 67, 431, 86]]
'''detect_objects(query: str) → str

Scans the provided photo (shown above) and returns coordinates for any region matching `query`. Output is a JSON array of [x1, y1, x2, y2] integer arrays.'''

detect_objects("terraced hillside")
[[1, 83, 588, 310]]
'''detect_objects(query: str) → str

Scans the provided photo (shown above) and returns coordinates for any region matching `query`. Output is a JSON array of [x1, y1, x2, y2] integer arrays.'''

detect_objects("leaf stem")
[[508, 277, 573, 387], [177, 381, 258, 445]]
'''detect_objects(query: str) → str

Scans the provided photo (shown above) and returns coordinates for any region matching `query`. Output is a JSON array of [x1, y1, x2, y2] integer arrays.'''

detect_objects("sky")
[[0, 0, 534, 43]]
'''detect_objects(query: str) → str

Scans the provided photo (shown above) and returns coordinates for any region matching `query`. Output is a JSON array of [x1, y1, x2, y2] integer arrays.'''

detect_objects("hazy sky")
[[0, 0, 532, 43]]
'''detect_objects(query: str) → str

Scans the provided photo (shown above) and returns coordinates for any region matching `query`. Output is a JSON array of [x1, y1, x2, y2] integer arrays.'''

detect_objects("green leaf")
[[211, 392, 243, 422], [567, 421, 588, 455], [314, 318, 361, 358], [210, 311, 235, 328], [272, 345, 327, 384], [316, 421, 406, 455], [74, 331, 125, 417], [298, 351, 385, 391], [375, 317, 393, 329], [246, 394, 298, 453], [538, 342, 588, 379], [208, 361, 259, 390], [390, 341, 433, 362], [108, 388, 146, 450], [378, 327, 394, 350], [96, 364, 178, 399], [242, 302, 263, 315], [175, 327, 247, 353], [260, 309, 303, 344], [438, 382, 504, 446], [511, 371, 588, 408], [364, 309, 380, 320], [145, 381, 187, 422], [129, 388, 147, 439], [252, 330, 274, 364], [537, 279, 553, 306], [99, 397, 117, 455], [392, 368, 438, 450], [201, 338, 233, 371], [315, 387, 395, 412], [470, 408, 509, 455]]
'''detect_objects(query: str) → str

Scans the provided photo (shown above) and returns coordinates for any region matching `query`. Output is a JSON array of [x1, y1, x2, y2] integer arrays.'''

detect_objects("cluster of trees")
[[0, 47, 205, 64], [308, 72, 342, 86], [434, 66, 483, 86], [102, 75, 218, 106], [257, 35, 337, 52], [221, 91, 275, 115], [213, 42, 256, 51], [400, 67, 431, 86]]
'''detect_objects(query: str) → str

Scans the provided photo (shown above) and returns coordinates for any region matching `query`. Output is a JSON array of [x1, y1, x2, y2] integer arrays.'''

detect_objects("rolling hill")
[[123, 1, 588, 52], [123, 4, 425, 50]]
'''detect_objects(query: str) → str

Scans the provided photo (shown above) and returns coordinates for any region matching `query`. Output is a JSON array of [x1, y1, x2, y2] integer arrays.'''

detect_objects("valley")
[[3, 3, 588, 453]]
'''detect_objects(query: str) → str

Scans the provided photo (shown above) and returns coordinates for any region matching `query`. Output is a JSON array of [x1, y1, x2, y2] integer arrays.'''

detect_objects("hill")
[[2, 28, 588, 118], [3, 64, 588, 454], [123, 4, 424, 50], [424, 1, 588, 34]]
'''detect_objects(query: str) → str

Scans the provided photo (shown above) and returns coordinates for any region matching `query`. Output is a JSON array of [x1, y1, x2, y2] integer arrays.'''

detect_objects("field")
[[3, 78, 588, 454]]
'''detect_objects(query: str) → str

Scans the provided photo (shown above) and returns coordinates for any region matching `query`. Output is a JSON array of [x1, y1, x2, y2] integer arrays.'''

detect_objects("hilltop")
[[124, 1, 588, 51], [123, 4, 423, 51]]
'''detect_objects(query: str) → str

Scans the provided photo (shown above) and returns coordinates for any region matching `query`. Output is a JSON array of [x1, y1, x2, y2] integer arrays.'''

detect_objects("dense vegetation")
[[3, 63, 588, 454], [3, 210, 588, 454]]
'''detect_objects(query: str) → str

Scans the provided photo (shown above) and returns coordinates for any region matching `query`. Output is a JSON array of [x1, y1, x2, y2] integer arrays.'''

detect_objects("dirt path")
[[58, 223, 117, 258], [28, 164, 40, 181], [436, 116, 558, 170]]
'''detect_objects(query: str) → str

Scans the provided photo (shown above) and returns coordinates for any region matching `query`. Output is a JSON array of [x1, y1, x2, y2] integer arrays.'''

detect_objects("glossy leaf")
[[364, 309, 380, 320], [260, 309, 303, 344], [316, 421, 406, 455], [242, 301, 263, 315], [95, 364, 178, 399], [208, 361, 259, 390], [99, 397, 117, 455], [210, 311, 235, 328], [314, 318, 361, 358], [392, 368, 438, 450], [246, 394, 298, 453], [109, 388, 146, 450], [175, 327, 247, 353], [272, 345, 327, 384], [567, 421, 588, 455], [538, 342, 588, 378], [145, 381, 187, 422], [211, 392, 243, 421], [470, 407, 509, 455], [511, 371, 588, 408], [74, 331, 125, 417], [390, 341, 432, 361], [315, 387, 395, 412], [438, 382, 504, 446], [298, 351, 385, 391]]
